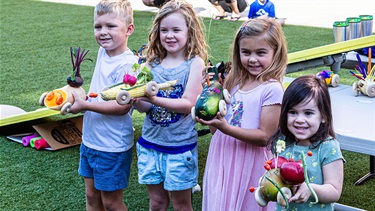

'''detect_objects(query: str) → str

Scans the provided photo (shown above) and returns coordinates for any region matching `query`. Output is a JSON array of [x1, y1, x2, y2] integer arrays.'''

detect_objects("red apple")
[[269, 156, 288, 169], [280, 161, 304, 185]]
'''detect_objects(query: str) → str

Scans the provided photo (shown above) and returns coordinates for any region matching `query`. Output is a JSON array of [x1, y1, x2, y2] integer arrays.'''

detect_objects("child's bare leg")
[[101, 189, 127, 211], [171, 189, 193, 211], [147, 183, 170, 211], [84, 178, 104, 211]]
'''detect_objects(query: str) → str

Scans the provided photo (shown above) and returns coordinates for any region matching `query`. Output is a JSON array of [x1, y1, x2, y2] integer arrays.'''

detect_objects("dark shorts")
[[78, 143, 132, 192], [208, 0, 248, 13], [154, 0, 169, 7]]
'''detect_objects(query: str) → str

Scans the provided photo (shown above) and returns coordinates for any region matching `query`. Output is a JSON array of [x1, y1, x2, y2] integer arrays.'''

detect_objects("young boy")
[[247, 0, 285, 26], [69, 0, 138, 210]]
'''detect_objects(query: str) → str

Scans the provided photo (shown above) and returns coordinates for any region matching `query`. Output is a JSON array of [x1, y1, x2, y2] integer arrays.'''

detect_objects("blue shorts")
[[78, 143, 132, 192], [137, 142, 198, 191]]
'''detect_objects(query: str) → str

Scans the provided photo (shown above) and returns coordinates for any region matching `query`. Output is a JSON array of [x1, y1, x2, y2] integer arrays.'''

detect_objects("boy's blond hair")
[[146, 0, 207, 64], [95, 0, 133, 25]]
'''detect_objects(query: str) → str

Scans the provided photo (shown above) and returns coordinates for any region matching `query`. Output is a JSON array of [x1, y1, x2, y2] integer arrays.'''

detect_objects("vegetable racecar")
[[316, 70, 340, 87], [39, 47, 92, 115], [351, 52, 375, 98], [191, 65, 231, 121], [249, 140, 319, 209], [100, 63, 178, 105]]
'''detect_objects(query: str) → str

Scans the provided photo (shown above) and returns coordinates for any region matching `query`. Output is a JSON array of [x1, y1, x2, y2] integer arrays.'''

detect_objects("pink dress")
[[202, 80, 284, 211]]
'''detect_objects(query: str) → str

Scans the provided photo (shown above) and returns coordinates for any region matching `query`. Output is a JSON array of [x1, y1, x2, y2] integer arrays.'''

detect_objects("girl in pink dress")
[[196, 18, 288, 210]]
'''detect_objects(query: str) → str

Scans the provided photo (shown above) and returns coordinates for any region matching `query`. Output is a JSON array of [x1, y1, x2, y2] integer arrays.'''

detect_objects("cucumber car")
[[191, 66, 231, 121]]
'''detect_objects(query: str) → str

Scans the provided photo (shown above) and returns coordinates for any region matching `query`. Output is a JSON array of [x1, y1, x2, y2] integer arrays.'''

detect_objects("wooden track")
[[0, 108, 59, 127], [288, 35, 375, 65]]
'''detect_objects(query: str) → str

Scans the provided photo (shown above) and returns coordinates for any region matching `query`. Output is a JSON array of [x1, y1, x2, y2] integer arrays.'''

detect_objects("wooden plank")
[[0, 108, 59, 127], [288, 35, 375, 64]]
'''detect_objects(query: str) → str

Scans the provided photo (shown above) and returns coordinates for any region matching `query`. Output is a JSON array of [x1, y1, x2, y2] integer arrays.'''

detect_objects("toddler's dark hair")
[[269, 75, 335, 152]]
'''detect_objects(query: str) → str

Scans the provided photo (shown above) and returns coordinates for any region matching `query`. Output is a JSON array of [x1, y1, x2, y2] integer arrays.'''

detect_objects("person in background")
[[248, 0, 285, 26], [69, 0, 138, 210], [133, 0, 207, 210], [268, 75, 344, 210], [209, 0, 248, 21], [196, 18, 288, 210], [142, 0, 170, 8]]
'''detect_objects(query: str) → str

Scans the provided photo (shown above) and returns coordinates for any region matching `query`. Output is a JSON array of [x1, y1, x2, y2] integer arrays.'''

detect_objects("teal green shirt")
[[276, 137, 344, 211]]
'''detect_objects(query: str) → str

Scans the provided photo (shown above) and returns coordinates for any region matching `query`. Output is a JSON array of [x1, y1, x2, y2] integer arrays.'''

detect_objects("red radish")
[[123, 74, 137, 86]]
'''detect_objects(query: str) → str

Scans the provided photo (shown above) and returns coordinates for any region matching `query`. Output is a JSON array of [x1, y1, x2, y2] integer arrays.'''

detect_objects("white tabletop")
[[329, 85, 375, 156]]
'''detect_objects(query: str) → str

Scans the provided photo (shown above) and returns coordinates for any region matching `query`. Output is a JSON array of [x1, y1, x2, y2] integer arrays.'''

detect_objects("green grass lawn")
[[0, 0, 374, 210]]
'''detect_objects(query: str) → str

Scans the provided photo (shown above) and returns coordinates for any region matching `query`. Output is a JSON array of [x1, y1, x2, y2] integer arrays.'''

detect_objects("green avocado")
[[194, 67, 224, 121]]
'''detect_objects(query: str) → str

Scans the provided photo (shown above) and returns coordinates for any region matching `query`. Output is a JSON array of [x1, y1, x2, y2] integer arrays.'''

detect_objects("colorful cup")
[[346, 17, 362, 40], [359, 15, 373, 37], [333, 21, 349, 42]]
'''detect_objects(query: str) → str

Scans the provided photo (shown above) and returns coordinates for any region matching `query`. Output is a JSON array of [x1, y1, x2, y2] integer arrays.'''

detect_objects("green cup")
[[333, 21, 349, 42], [346, 17, 362, 39], [359, 15, 373, 37]]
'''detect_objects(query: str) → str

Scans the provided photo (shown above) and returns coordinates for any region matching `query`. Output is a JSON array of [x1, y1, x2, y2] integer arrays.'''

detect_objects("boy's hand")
[[69, 91, 87, 114]]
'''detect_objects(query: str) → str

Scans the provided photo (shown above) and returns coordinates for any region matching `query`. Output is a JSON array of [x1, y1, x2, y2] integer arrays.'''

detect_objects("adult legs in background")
[[209, 0, 248, 20], [276, 18, 286, 26], [236, 0, 248, 12], [226, 0, 241, 20], [209, 0, 228, 20], [142, 0, 155, 6], [142, 0, 169, 8]]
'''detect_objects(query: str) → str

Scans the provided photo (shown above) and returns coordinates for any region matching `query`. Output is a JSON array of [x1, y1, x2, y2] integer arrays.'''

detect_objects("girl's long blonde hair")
[[225, 18, 288, 93], [146, 0, 207, 65]]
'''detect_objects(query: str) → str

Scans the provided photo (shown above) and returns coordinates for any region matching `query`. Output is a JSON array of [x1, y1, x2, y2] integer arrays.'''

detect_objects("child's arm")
[[132, 98, 153, 113], [289, 159, 344, 204], [69, 91, 132, 115], [197, 104, 281, 147], [141, 57, 205, 114]]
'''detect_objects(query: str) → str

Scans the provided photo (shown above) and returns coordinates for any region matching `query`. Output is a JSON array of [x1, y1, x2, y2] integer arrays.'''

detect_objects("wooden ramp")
[[287, 35, 375, 73], [0, 107, 59, 127]]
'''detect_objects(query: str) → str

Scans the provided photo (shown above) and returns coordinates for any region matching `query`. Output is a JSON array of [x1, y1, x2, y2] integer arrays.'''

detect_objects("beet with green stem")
[[67, 46, 92, 87]]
